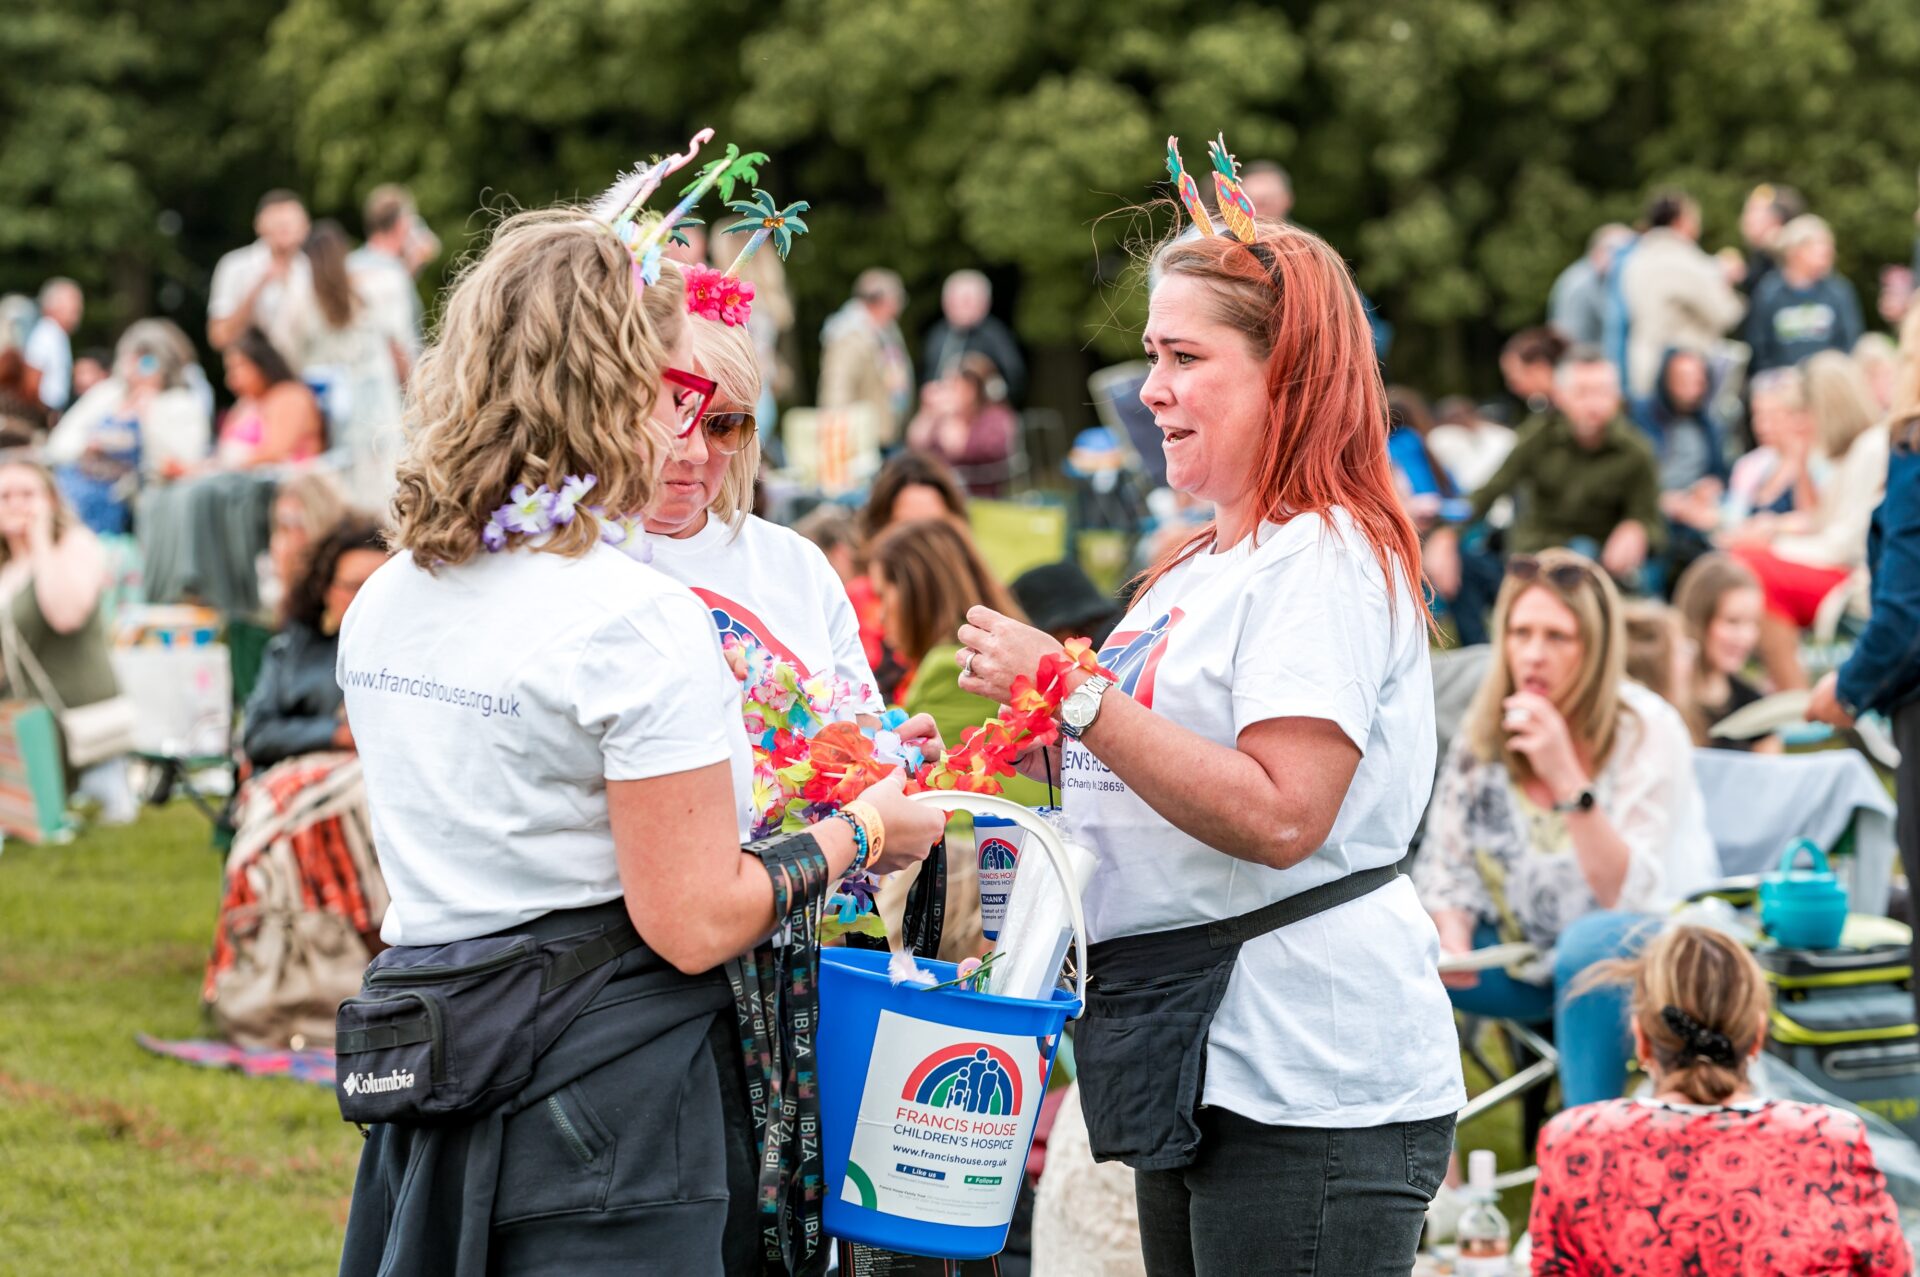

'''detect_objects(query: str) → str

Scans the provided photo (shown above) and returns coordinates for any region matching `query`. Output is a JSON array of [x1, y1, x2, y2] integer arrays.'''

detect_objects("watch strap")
[[1552, 788, 1596, 814]]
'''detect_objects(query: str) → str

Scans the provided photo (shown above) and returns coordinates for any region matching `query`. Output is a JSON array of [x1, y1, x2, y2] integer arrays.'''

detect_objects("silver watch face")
[[1063, 677, 1106, 729]]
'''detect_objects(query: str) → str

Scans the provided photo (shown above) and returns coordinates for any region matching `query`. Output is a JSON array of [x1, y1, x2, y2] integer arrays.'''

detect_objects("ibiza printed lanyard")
[[726, 832, 830, 1277]]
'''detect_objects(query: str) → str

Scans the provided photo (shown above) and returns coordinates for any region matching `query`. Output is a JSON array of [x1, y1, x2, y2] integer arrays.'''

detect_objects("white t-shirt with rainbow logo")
[[1063, 508, 1466, 1129]]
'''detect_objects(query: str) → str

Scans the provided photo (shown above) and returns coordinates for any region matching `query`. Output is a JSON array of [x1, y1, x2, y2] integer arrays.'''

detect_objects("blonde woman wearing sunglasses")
[[644, 319, 941, 754], [1413, 547, 1718, 1108]]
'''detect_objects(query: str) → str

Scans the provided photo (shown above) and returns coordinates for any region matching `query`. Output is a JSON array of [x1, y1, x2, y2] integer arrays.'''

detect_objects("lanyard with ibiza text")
[[725, 831, 829, 1277]]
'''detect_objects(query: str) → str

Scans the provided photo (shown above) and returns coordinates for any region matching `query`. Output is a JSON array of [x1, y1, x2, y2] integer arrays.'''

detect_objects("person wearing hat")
[[1011, 559, 1121, 648]]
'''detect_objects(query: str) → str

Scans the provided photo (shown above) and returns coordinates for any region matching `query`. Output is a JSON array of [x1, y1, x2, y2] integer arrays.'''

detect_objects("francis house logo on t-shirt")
[[690, 588, 812, 676], [902, 1043, 1022, 1116], [1098, 608, 1184, 709]]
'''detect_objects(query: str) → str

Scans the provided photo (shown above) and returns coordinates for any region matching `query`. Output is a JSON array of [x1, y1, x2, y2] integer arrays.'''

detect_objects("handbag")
[[0, 602, 139, 769], [213, 839, 372, 1050]]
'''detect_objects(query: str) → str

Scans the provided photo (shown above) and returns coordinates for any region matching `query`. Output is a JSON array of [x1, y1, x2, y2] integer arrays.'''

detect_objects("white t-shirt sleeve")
[[1228, 532, 1397, 753], [572, 593, 739, 782], [207, 250, 252, 321]]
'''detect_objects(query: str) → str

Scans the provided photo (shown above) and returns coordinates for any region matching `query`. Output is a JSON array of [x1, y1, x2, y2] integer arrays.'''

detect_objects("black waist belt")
[[1076, 864, 1400, 1170]]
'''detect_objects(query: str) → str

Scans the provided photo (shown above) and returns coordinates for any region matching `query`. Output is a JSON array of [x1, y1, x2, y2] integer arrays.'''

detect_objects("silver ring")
[[959, 649, 975, 677]]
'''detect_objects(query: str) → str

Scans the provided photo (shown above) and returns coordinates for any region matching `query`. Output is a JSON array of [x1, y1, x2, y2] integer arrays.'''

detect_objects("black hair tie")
[[1661, 1005, 1739, 1068]]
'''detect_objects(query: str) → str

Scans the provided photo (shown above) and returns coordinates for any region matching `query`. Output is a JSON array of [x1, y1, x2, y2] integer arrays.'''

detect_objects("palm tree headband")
[[590, 129, 809, 327]]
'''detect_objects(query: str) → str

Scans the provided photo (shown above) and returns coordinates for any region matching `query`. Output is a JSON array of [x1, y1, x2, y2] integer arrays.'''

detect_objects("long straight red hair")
[[1138, 220, 1427, 625]]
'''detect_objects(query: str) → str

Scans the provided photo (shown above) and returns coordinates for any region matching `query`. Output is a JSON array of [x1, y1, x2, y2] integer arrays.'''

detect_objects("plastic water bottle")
[[1456, 1149, 1510, 1275]]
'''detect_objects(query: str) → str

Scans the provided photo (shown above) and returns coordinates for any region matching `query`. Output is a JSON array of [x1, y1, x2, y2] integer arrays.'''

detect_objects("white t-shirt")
[[24, 316, 71, 410], [1062, 509, 1466, 1127], [339, 543, 754, 946], [347, 245, 424, 356], [645, 513, 883, 713], [207, 241, 313, 361]]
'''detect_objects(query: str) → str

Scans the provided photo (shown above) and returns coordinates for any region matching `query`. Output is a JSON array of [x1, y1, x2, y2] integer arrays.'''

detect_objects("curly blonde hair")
[[688, 317, 761, 532], [391, 209, 686, 568]]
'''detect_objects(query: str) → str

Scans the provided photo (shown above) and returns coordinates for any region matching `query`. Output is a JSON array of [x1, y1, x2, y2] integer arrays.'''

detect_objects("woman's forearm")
[[1075, 687, 1353, 869], [693, 821, 862, 971], [614, 767, 861, 974], [1566, 807, 1632, 908]]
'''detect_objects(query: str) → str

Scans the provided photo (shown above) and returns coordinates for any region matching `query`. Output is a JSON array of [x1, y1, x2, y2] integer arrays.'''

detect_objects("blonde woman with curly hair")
[[335, 210, 940, 1274], [1414, 548, 1717, 1108]]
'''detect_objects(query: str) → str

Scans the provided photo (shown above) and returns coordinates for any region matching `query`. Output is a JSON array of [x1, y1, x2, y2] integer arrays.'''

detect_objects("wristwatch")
[[1059, 674, 1115, 740], [1552, 788, 1597, 815]]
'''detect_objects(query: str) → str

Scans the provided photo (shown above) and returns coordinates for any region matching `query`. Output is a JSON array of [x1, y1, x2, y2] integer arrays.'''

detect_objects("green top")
[[901, 643, 1052, 810], [1468, 413, 1666, 555], [5, 579, 119, 713]]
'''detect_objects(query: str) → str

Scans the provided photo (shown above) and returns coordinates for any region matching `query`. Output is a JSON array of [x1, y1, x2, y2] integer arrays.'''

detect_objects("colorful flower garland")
[[721, 634, 1113, 942]]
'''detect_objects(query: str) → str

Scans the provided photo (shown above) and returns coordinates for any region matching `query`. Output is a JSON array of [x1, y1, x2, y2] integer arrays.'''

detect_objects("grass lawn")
[[0, 804, 355, 1276]]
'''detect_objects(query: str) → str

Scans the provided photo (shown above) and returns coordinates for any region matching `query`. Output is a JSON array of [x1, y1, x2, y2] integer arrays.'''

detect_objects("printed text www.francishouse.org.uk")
[[341, 666, 522, 719]]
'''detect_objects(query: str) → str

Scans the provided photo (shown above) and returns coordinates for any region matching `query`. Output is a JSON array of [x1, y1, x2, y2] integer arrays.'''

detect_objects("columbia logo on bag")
[[341, 1068, 417, 1097]]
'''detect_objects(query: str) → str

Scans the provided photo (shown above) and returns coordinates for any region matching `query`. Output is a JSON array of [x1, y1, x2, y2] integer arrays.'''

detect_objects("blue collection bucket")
[[820, 793, 1087, 1260]]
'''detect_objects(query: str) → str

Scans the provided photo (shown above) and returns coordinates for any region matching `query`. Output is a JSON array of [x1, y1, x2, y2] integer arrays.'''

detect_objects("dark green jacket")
[[1468, 413, 1666, 555]]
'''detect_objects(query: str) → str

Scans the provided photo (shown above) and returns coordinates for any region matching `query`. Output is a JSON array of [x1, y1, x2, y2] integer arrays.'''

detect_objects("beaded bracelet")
[[828, 809, 870, 876]]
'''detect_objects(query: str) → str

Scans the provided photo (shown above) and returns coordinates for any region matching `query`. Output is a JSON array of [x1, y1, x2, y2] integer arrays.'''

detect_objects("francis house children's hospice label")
[[840, 1010, 1053, 1228]]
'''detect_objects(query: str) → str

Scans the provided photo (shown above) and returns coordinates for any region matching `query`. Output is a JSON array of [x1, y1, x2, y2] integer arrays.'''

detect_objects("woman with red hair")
[[959, 213, 1464, 1273]]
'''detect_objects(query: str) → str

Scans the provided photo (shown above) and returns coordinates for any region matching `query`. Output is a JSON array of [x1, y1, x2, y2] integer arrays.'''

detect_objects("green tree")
[[12, 0, 1920, 402], [0, 0, 299, 344]]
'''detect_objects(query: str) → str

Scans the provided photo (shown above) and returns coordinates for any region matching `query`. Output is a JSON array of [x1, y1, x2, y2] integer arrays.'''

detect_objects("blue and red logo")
[[901, 1043, 1022, 1115], [692, 588, 811, 677], [977, 838, 1019, 873], [1097, 608, 1184, 710]]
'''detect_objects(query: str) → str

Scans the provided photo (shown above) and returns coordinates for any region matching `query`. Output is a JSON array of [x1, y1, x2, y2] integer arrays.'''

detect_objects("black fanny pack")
[[334, 902, 640, 1126], [1075, 865, 1398, 1171]]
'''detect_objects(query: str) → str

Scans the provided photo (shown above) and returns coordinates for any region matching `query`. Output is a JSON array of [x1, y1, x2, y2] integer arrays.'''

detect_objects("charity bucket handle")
[[909, 790, 1089, 1009], [1777, 836, 1830, 876]]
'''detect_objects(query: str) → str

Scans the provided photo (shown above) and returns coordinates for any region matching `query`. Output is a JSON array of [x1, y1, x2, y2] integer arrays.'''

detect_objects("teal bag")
[[1760, 838, 1849, 950]]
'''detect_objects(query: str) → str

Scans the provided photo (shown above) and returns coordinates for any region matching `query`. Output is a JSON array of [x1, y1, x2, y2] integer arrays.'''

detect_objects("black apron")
[[1074, 865, 1399, 1171]]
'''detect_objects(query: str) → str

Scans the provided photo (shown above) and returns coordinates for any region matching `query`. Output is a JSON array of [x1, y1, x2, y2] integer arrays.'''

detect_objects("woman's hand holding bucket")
[[853, 769, 946, 874]]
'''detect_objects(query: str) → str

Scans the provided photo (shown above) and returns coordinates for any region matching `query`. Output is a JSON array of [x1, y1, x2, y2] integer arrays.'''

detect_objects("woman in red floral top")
[[1530, 924, 1911, 1275]]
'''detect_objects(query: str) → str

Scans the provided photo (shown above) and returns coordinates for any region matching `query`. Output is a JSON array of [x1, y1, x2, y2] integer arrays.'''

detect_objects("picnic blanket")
[[135, 1033, 336, 1087]]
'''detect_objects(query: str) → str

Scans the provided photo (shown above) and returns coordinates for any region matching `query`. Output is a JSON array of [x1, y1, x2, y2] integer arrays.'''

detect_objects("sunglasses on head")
[[661, 367, 716, 438], [1505, 554, 1593, 593]]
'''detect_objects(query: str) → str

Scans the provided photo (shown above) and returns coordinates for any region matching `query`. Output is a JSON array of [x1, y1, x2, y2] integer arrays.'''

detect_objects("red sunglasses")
[[662, 367, 716, 438]]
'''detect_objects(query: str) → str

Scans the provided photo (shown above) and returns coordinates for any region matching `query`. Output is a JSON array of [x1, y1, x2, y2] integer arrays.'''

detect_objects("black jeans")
[[1133, 1107, 1454, 1277]]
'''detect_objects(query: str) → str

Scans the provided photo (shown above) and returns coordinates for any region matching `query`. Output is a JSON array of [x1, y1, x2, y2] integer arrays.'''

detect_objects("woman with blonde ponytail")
[[1530, 925, 1910, 1273]]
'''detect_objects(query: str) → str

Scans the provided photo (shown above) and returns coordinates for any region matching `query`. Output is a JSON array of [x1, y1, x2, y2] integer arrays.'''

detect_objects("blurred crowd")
[[2, 162, 1917, 841]]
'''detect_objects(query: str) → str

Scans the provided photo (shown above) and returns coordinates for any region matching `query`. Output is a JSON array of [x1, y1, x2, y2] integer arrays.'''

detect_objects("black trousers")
[[1896, 702, 1920, 1026], [1133, 1107, 1454, 1277]]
